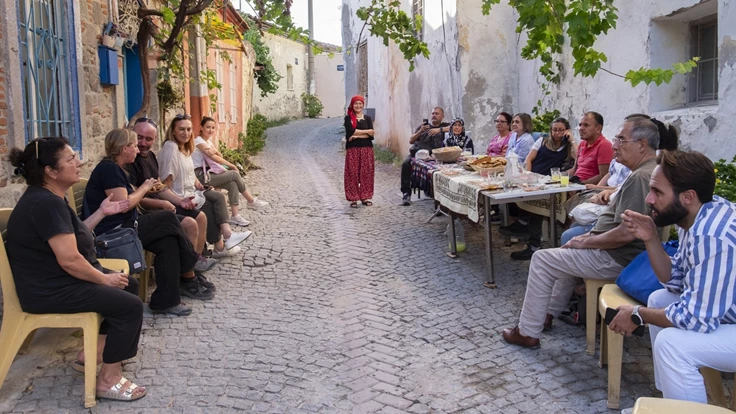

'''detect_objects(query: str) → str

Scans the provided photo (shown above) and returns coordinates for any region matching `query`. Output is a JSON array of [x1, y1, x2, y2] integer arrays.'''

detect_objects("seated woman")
[[83, 129, 213, 315], [487, 112, 512, 156], [500, 117, 577, 260], [192, 116, 269, 226], [7, 137, 147, 402], [158, 114, 250, 257], [443, 118, 474, 154], [507, 113, 536, 162]]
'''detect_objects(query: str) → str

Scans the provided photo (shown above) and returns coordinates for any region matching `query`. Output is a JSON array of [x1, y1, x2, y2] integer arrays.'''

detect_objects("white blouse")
[[158, 140, 197, 198]]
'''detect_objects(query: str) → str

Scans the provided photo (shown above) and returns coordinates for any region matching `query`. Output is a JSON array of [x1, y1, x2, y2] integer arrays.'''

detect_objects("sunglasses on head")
[[174, 114, 191, 120], [135, 117, 158, 129]]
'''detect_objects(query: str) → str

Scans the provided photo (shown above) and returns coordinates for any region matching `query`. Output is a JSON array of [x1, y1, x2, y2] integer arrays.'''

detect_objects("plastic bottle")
[[447, 219, 466, 253]]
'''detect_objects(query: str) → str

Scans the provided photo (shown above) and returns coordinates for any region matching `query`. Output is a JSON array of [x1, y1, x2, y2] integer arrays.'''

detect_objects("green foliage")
[[217, 113, 287, 173], [243, 24, 283, 97], [374, 146, 400, 165], [265, 117, 291, 128], [626, 58, 700, 86], [532, 109, 561, 134], [714, 156, 736, 202], [356, 0, 430, 71], [156, 79, 183, 113], [301, 93, 324, 118]]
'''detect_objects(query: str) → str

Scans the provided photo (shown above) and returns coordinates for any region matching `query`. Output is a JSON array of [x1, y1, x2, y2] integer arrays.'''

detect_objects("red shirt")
[[576, 135, 613, 181]]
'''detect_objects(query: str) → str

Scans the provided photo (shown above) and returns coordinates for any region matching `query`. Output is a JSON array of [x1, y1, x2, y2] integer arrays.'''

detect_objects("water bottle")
[[447, 219, 466, 253]]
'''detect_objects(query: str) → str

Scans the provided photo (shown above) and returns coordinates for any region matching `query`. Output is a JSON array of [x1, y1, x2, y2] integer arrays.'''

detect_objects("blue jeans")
[[560, 223, 595, 246]]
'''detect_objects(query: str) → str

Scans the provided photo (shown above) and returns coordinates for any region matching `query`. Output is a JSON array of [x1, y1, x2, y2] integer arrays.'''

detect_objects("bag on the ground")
[[95, 226, 147, 274], [615, 240, 679, 304]]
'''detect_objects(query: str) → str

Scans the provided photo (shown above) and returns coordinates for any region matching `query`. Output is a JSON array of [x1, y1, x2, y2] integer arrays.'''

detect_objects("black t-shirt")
[[126, 152, 159, 188], [344, 115, 374, 149], [6, 186, 102, 308], [83, 159, 137, 234], [410, 122, 451, 155]]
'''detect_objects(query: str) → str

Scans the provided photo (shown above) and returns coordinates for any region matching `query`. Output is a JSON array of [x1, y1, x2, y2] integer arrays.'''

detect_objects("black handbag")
[[94, 226, 147, 274]]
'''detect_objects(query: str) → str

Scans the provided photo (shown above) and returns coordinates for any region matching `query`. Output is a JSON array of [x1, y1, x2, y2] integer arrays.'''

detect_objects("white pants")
[[648, 289, 736, 403], [518, 247, 624, 338]]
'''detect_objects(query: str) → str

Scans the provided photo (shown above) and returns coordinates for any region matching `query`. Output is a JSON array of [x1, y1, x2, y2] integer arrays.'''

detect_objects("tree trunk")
[[127, 17, 157, 128]]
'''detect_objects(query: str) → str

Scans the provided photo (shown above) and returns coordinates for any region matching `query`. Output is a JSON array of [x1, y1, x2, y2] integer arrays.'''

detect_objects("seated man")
[[401, 107, 451, 206], [502, 116, 661, 348], [567, 111, 613, 184], [611, 150, 736, 408], [128, 118, 216, 274]]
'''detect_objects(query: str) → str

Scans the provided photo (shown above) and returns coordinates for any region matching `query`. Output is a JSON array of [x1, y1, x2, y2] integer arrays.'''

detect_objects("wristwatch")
[[631, 305, 645, 326]]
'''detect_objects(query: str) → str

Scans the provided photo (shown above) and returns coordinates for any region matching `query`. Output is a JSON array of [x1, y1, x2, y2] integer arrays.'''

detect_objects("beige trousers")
[[518, 247, 624, 339]]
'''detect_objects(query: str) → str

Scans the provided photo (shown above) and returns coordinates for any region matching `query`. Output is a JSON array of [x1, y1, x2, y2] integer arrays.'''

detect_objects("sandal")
[[350, 202, 358, 208], [361, 200, 373, 206], [96, 377, 147, 402], [71, 359, 101, 374]]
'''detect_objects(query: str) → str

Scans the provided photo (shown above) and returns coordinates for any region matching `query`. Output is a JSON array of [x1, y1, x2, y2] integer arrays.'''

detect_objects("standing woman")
[[487, 112, 513, 156], [192, 116, 269, 227], [7, 137, 146, 401], [344, 95, 375, 208], [158, 114, 250, 258]]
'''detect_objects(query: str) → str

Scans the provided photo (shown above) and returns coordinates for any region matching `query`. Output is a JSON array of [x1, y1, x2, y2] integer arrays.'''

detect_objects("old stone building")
[[0, 1, 257, 207], [342, 0, 735, 160]]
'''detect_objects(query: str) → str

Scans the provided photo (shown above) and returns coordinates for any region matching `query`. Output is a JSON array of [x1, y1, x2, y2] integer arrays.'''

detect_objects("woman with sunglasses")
[[7, 137, 147, 402], [192, 116, 269, 225], [487, 112, 513, 156], [158, 114, 250, 258]]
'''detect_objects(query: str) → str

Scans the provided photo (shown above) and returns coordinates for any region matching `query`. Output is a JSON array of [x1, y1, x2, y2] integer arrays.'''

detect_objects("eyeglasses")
[[551, 129, 567, 133], [613, 138, 641, 145], [494, 120, 507, 123], [174, 114, 191, 120], [135, 117, 158, 129]]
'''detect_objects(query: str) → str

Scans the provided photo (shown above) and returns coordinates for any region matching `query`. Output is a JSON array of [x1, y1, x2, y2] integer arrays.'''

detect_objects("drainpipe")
[[307, 0, 315, 95]]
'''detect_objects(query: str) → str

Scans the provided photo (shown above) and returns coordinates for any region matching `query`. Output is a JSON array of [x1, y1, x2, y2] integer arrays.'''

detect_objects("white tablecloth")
[[432, 171, 485, 222]]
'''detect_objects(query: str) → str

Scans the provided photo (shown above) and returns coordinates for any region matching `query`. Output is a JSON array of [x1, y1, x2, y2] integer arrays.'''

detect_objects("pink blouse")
[[487, 133, 511, 156]]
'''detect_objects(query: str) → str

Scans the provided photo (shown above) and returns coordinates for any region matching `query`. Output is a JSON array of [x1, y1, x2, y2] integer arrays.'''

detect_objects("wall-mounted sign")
[[295, 58, 299, 65], [337, 65, 345, 71]]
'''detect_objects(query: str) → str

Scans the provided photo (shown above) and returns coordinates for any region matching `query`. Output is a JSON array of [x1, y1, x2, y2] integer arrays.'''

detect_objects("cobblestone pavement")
[[1, 118, 665, 413]]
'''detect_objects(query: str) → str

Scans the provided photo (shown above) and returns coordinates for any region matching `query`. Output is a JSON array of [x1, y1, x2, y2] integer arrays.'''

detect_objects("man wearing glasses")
[[127, 117, 217, 274], [502, 116, 660, 349], [401, 107, 451, 206]]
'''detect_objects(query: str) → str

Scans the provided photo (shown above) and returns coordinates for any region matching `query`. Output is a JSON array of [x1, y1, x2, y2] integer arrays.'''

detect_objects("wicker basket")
[[471, 164, 506, 175], [432, 146, 463, 163]]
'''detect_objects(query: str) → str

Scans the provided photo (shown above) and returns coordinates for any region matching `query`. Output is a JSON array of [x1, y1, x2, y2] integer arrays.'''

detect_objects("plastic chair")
[[583, 225, 672, 357], [66, 178, 88, 217], [598, 284, 642, 409], [701, 368, 736, 411], [633, 397, 734, 413], [0, 208, 129, 408]]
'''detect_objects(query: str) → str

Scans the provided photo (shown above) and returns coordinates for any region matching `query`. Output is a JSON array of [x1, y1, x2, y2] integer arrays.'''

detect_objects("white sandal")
[[96, 377, 147, 402]]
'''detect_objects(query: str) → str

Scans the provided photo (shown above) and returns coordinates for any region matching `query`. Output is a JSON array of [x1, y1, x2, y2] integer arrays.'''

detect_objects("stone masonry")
[[1, 118, 717, 413]]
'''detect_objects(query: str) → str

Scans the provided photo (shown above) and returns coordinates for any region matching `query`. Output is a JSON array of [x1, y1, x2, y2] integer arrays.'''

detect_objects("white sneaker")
[[224, 231, 251, 250], [247, 198, 269, 210], [620, 409, 633, 414], [212, 245, 241, 258], [229, 214, 250, 226]]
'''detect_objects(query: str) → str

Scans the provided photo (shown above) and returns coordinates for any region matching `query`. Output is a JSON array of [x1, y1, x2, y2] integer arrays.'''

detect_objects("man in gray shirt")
[[401, 107, 451, 206]]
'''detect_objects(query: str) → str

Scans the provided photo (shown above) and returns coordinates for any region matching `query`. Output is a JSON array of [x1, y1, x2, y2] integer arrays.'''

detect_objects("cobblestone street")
[[0, 118, 662, 413]]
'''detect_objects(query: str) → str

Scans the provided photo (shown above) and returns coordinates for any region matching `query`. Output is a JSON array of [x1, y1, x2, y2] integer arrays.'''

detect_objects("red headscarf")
[[347, 95, 365, 129]]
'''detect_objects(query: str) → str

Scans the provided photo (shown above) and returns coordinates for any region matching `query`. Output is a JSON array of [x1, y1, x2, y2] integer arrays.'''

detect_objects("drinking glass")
[[560, 171, 570, 187], [550, 168, 561, 181]]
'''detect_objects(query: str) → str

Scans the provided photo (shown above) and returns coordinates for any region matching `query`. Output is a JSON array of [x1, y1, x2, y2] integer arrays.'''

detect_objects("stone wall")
[[252, 33, 308, 120]]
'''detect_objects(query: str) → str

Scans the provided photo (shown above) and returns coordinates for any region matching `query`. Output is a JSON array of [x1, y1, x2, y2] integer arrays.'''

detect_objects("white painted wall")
[[343, 0, 736, 162], [252, 33, 308, 120], [314, 53, 346, 118]]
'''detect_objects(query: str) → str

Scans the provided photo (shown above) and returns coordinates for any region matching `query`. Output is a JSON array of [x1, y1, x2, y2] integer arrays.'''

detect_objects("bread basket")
[[469, 156, 507, 174], [432, 146, 463, 163]]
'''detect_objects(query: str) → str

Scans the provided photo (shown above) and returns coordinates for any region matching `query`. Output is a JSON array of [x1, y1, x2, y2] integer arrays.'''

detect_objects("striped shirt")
[[662, 196, 736, 333]]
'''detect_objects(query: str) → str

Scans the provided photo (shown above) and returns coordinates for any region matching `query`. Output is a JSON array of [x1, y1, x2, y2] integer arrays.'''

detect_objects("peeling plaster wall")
[[343, 0, 462, 156], [252, 33, 308, 120], [457, 0, 519, 151], [518, 0, 735, 161]]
